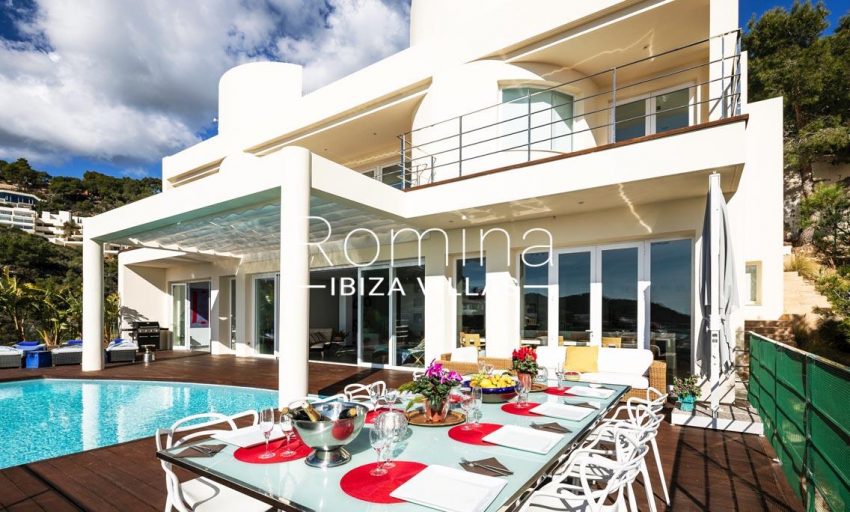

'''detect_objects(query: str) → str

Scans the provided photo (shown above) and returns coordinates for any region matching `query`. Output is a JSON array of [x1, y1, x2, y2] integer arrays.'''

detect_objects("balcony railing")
[[748, 332, 850, 511], [377, 30, 742, 190]]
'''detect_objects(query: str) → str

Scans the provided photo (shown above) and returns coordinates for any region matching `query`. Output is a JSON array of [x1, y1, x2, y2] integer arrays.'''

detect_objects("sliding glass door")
[[170, 281, 211, 351], [171, 284, 187, 349], [254, 275, 277, 356]]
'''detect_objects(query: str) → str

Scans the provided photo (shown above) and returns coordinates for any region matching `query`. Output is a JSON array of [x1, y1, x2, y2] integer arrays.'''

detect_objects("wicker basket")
[[622, 360, 667, 401]]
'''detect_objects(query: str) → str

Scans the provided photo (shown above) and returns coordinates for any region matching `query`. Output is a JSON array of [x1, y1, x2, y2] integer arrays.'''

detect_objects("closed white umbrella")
[[698, 173, 739, 411]]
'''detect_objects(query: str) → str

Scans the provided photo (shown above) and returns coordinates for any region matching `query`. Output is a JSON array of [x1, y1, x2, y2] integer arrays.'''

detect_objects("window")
[[650, 240, 693, 380], [501, 87, 574, 152], [745, 262, 761, 305], [615, 87, 691, 142], [520, 253, 549, 340], [364, 164, 405, 189], [457, 258, 486, 344]]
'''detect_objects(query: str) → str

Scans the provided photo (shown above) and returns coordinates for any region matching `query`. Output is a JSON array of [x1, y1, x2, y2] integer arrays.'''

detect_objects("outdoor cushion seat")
[[579, 372, 649, 389], [52, 340, 83, 366], [14, 341, 45, 353], [0, 346, 23, 368], [106, 339, 138, 363]]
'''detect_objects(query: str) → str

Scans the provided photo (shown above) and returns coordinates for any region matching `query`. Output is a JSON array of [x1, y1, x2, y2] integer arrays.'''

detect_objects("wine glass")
[[375, 411, 407, 469], [470, 386, 483, 428], [459, 387, 474, 430], [385, 388, 399, 412], [258, 408, 275, 459], [535, 367, 549, 386], [369, 385, 381, 411], [369, 427, 389, 476], [555, 362, 566, 390], [516, 379, 529, 409], [279, 412, 295, 457]]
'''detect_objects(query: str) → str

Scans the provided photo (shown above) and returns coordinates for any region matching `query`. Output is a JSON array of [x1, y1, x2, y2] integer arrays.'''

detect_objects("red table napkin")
[[447, 423, 501, 445], [544, 387, 572, 396], [501, 402, 542, 416], [233, 437, 310, 464], [340, 461, 428, 503]]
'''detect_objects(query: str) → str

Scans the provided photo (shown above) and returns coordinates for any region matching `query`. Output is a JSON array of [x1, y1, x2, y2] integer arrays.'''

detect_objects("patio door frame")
[[526, 242, 648, 348], [252, 272, 279, 358], [356, 260, 424, 369], [170, 279, 212, 352]]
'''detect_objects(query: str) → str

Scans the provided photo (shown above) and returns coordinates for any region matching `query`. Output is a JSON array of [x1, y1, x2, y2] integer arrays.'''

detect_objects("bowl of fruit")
[[466, 372, 517, 403]]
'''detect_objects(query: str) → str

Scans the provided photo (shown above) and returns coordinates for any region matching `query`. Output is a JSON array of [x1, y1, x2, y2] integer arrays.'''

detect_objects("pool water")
[[0, 379, 277, 469]]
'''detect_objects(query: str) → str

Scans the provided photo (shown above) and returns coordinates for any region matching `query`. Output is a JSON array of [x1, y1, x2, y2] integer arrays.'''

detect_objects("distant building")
[[0, 188, 119, 253]]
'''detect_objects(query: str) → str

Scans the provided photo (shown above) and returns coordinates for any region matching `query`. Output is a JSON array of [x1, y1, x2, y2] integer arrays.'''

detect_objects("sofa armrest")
[[648, 360, 667, 394], [440, 352, 452, 361], [437, 359, 480, 375]]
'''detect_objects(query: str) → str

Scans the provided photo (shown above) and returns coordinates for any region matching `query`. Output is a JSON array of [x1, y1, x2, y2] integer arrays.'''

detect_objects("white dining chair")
[[412, 369, 425, 379], [521, 428, 647, 512], [156, 410, 270, 512], [343, 381, 386, 406], [567, 404, 665, 512], [597, 388, 670, 507]]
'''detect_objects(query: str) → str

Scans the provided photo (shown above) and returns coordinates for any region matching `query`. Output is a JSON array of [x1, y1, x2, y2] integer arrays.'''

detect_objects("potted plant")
[[512, 346, 539, 390], [673, 375, 700, 412], [399, 360, 463, 422]]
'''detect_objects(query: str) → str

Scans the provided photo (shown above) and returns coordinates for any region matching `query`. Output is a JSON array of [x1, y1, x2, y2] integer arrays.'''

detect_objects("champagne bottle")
[[340, 407, 361, 420], [302, 402, 324, 422]]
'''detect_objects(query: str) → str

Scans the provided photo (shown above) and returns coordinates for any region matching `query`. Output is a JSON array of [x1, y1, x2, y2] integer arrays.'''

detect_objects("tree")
[[800, 183, 850, 266], [0, 159, 49, 191], [0, 267, 34, 340], [744, 1, 850, 241]]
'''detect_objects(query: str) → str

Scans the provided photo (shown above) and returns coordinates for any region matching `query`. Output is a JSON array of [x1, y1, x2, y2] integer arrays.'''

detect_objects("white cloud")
[[0, 0, 410, 170]]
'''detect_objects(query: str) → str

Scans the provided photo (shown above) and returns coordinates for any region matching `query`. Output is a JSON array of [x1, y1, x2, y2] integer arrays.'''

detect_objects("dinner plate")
[[566, 386, 615, 399], [481, 424, 561, 454], [530, 402, 594, 422], [390, 465, 507, 512]]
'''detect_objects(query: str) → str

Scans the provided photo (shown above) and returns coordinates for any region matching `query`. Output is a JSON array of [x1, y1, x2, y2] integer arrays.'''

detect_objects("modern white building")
[[0, 190, 40, 233], [82, 0, 784, 404]]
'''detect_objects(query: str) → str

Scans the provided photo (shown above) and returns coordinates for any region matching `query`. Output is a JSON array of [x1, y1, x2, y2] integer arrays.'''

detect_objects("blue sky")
[[0, 0, 846, 180]]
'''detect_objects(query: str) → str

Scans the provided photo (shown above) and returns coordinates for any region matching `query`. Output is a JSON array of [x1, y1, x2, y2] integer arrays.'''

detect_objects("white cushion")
[[451, 346, 478, 363], [536, 346, 566, 374], [581, 372, 649, 389], [181, 477, 270, 512], [596, 348, 652, 376]]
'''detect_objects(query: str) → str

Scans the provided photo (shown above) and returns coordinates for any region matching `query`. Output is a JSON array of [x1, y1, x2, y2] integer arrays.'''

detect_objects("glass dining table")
[[156, 382, 628, 512]]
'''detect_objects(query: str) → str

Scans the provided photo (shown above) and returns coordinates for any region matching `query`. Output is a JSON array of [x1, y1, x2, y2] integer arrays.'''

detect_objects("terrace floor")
[[0, 352, 802, 512]]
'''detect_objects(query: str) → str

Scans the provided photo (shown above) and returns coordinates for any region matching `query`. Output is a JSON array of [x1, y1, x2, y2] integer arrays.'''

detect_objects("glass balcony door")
[[254, 274, 278, 356], [171, 281, 211, 352], [171, 283, 187, 349]]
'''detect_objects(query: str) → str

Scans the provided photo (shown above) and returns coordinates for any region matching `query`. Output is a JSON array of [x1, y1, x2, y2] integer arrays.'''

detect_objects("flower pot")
[[517, 372, 533, 390], [423, 398, 450, 423], [679, 394, 696, 412]]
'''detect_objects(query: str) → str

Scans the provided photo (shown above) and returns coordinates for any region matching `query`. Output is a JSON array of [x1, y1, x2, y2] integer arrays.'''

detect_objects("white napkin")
[[530, 402, 594, 422], [567, 386, 614, 399], [482, 424, 562, 454], [211, 425, 283, 448], [390, 465, 507, 512]]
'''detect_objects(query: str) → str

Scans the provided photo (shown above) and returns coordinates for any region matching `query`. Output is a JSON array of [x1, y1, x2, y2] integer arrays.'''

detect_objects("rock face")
[[744, 270, 832, 344]]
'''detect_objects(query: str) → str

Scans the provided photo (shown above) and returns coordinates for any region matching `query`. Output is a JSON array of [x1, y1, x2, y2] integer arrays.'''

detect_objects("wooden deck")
[[0, 352, 802, 512]]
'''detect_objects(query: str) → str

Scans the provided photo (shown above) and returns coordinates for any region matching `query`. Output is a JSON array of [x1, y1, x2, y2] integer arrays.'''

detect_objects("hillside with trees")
[[0, 159, 158, 345], [745, 0, 850, 361]]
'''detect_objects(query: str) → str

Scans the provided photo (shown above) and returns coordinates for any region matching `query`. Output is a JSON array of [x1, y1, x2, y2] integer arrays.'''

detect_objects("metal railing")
[[748, 332, 850, 511], [375, 30, 742, 189]]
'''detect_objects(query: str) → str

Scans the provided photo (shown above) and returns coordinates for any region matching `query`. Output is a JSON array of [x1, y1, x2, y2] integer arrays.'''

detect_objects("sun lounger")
[[0, 346, 22, 369], [14, 341, 45, 353], [106, 338, 138, 363], [52, 340, 83, 366]]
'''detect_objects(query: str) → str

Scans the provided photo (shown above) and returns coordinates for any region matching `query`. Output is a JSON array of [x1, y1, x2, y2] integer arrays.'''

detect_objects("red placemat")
[[366, 407, 390, 424], [544, 387, 571, 396], [501, 402, 542, 416], [340, 461, 428, 504], [447, 423, 501, 445], [233, 437, 311, 464]]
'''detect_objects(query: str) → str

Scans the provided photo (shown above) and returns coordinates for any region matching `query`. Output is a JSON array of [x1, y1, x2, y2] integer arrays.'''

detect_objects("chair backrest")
[[344, 381, 386, 403], [156, 412, 244, 512], [601, 336, 622, 348], [412, 370, 425, 380], [451, 346, 478, 363]]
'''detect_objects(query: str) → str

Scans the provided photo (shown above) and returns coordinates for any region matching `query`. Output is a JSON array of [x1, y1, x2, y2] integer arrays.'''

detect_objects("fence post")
[[400, 135, 406, 188], [458, 116, 463, 177], [527, 93, 532, 162]]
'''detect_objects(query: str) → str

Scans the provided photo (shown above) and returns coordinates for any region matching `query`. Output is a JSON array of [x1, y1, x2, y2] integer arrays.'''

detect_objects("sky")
[[0, 0, 847, 180]]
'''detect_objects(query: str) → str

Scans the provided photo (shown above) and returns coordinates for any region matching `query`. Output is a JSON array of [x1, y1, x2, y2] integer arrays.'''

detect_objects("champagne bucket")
[[292, 401, 368, 468]]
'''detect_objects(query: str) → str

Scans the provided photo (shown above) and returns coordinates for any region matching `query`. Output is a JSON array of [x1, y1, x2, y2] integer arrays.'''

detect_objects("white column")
[[234, 272, 249, 357], [423, 236, 452, 363], [209, 276, 221, 354], [278, 147, 312, 406], [483, 230, 517, 358], [82, 237, 104, 371]]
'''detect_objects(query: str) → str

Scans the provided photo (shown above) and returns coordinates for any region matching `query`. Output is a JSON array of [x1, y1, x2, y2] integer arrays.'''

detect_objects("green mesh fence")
[[748, 333, 850, 511]]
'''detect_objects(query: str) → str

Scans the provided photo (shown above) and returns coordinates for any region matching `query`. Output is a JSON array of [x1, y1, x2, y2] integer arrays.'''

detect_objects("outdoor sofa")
[[0, 346, 22, 368], [52, 339, 83, 365], [105, 339, 139, 363]]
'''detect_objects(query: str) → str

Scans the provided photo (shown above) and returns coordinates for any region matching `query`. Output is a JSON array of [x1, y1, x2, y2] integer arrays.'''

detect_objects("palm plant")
[[0, 267, 34, 341]]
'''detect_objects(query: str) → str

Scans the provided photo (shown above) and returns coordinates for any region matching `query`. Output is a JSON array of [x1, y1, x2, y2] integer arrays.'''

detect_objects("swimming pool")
[[0, 378, 277, 469]]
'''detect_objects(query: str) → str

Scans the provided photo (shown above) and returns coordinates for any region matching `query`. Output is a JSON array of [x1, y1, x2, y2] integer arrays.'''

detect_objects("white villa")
[[82, 0, 783, 405]]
